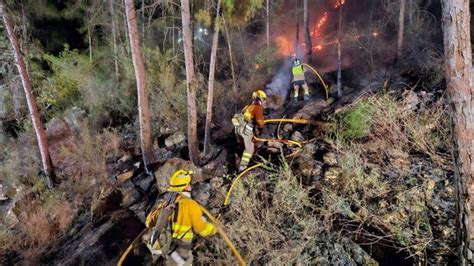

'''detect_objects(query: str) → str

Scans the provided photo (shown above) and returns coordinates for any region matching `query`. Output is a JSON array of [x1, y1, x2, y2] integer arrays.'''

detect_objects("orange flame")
[[334, 0, 345, 8], [311, 12, 328, 38]]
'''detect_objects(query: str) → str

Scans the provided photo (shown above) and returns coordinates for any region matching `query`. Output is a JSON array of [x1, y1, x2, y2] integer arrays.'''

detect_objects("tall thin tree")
[[266, 0, 270, 47], [396, 0, 406, 60], [181, 0, 201, 166], [124, 0, 156, 169], [222, 14, 237, 95], [336, 0, 343, 98], [203, 0, 222, 155], [303, 0, 312, 62], [0, 0, 54, 179], [109, 0, 120, 82], [441, 0, 472, 263]]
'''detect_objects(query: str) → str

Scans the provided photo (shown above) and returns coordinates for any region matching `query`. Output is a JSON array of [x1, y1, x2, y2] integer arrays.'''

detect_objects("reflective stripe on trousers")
[[236, 123, 255, 170], [293, 82, 309, 98]]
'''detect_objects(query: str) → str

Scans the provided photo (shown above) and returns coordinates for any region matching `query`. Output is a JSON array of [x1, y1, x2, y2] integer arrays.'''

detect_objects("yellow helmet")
[[168, 169, 193, 192], [252, 90, 267, 101]]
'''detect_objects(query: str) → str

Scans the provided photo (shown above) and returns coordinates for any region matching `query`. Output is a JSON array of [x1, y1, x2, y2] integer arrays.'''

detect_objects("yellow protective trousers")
[[235, 122, 255, 171]]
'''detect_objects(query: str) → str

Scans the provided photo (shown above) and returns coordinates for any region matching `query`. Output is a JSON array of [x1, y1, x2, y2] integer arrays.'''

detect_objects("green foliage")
[[254, 45, 281, 76], [40, 45, 90, 114], [223, 0, 264, 23], [195, 9, 212, 27], [333, 101, 374, 141]]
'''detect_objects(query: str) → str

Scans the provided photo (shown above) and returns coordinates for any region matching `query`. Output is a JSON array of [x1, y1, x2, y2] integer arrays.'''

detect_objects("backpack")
[[148, 192, 180, 256]]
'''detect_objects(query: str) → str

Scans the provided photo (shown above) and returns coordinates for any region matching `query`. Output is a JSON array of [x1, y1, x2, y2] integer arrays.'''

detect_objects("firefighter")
[[144, 170, 217, 265], [232, 90, 267, 172], [291, 58, 310, 104]]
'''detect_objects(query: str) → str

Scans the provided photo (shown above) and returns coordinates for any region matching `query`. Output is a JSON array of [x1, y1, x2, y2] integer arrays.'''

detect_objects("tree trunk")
[[304, 0, 312, 62], [122, 0, 131, 57], [396, 0, 406, 60], [203, 0, 221, 155], [180, 0, 201, 166], [110, 0, 120, 82], [223, 15, 237, 95], [124, 0, 156, 169], [1, 0, 54, 178], [336, 1, 343, 98], [441, 0, 473, 264], [88, 20, 93, 62], [266, 0, 270, 47]]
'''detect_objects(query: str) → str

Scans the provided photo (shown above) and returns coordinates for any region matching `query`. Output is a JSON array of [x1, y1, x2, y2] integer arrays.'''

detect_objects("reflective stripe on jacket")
[[172, 196, 216, 241], [145, 194, 216, 242]]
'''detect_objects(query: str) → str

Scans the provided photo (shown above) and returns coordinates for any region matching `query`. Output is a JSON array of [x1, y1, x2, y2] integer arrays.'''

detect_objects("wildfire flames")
[[273, 0, 380, 57], [334, 0, 345, 8], [311, 12, 328, 38]]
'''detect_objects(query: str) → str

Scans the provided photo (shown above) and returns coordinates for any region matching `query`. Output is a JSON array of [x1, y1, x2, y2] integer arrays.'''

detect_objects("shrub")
[[332, 100, 374, 142]]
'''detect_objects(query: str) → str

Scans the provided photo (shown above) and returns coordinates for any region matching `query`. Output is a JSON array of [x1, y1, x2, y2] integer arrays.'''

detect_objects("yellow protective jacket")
[[292, 65, 305, 82], [146, 194, 217, 242]]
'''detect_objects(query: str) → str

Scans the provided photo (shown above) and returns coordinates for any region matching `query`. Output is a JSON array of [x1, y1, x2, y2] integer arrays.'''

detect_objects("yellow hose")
[[224, 163, 264, 206], [264, 118, 312, 125], [253, 136, 302, 148], [199, 205, 246, 266], [302, 63, 329, 100], [117, 229, 148, 266]]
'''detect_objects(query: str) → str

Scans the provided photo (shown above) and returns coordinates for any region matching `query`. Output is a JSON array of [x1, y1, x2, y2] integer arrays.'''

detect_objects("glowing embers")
[[311, 12, 328, 38], [334, 0, 345, 9]]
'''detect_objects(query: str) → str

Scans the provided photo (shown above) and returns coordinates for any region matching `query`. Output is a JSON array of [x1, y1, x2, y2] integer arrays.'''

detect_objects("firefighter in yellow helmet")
[[232, 90, 267, 172], [144, 170, 217, 265], [291, 58, 310, 104]]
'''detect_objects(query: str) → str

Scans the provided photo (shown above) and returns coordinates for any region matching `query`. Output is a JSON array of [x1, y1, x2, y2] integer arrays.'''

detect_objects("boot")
[[303, 93, 310, 101], [291, 97, 298, 105]]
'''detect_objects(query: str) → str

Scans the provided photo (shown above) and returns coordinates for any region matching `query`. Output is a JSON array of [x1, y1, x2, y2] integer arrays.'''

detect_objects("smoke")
[[265, 57, 294, 99]]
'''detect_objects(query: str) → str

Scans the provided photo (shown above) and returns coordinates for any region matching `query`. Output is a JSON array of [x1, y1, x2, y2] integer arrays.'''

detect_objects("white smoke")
[[265, 41, 306, 99]]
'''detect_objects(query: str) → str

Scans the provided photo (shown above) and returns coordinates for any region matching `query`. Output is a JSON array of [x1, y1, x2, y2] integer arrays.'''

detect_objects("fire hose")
[[199, 204, 246, 266], [117, 208, 246, 266], [264, 118, 314, 125], [224, 163, 265, 206], [224, 118, 314, 206], [302, 63, 329, 100]]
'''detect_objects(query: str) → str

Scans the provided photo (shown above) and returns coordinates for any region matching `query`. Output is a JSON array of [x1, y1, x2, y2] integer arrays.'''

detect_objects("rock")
[[133, 173, 155, 192], [202, 149, 228, 178], [0, 184, 7, 201], [290, 131, 304, 142], [46, 117, 72, 140], [209, 177, 224, 189], [324, 167, 341, 180], [293, 98, 330, 120], [90, 186, 123, 220], [402, 90, 419, 110], [154, 158, 204, 193], [193, 182, 212, 206], [165, 132, 186, 148], [117, 171, 134, 183], [323, 152, 338, 166], [153, 147, 175, 162], [118, 182, 141, 208], [267, 141, 284, 153], [5, 208, 19, 228], [118, 153, 133, 163], [63, 107, 87, 135], [282, 123, 293, 133]]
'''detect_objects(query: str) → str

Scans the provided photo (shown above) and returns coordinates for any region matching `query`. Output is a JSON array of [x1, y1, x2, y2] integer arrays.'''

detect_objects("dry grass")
[[324, 92, 451, 259], [196, 158, 324, 264], [57, 125, 121, 199], [0, 123, 121, 262]]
